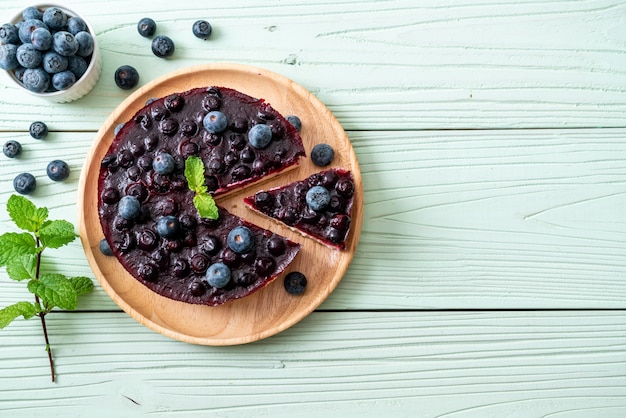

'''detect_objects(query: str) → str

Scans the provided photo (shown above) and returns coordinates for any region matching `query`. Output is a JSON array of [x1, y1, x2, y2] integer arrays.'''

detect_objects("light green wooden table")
[[1, 1, 625, 416]]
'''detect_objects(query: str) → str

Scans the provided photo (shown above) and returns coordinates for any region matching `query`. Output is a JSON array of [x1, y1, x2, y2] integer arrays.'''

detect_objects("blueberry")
[[118, 195, 141, 219], [306, 185, 331, 211], [16, 43, 42, 69], [66, 16, 87, 35], [137, 18, 156, 37], [29, 27, 52, 51], [99, 238, 114, 256], [114, 123, 125, 136], [42, 51, 68, 74], [286, 115, 302, 132], [205, 262, 231, 288], [29, 121, 48, 139], [227, 226, 255, 254], [151, 35, 175, 58], [203, 111, 228, 133], [156, 216, 182, 239], [248, 124, 272, 149], [14, 66, 26, 82], [43, 7, 68, 31], [114, 65, 139, 90], [284, 271, 307, 295], [52, 70, 76, 90], [0, 24, 20, 45], [0, 44, 19, 71], [22, 68, 50, 93], [18, 19, 47, 44], [13, 173, 36, 195], [153, 152, 175, 174], [68, 55, 88, 79], [75, 31, 94, 57], [22, 7, 43, 21], [192, 20, 212, 40], [3, 140, 22, 158], [53, 31, 79, 56], [310, 143, 335, 167], [46, 159, 70, 181]]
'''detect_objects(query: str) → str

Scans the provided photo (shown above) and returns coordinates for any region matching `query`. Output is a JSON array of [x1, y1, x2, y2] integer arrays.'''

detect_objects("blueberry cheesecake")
[[98, 86, 306, 306], [244, 168, 355, 250]]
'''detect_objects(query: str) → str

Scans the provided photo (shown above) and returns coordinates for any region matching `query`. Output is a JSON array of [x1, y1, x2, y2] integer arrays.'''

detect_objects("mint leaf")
[[193, 194, 219, 220], [0, 232, 37, 267], [0, 302, 38, 329], [6, 254, 37, 281], [7, 195, 48, 233], [69, 276, 94, 297], [38, 220, 76, 249], [27, 274, 78, 311], [184, 156, 208, 194]]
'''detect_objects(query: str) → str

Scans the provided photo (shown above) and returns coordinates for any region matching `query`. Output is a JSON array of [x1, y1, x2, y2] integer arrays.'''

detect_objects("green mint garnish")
[[0, 194, 94, 382], [184, 156, 219, 220]]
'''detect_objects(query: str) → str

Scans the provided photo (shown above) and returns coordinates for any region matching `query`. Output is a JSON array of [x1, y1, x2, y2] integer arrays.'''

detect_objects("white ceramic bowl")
[[5, 3, 102, 103]]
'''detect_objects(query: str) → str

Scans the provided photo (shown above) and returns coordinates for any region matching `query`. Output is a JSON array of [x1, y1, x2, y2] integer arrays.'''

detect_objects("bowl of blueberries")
[[0, 4, 102, 103]]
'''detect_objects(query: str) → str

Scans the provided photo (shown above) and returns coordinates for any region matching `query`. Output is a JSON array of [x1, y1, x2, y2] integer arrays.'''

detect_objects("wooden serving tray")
[[77, 63, 363, 345]]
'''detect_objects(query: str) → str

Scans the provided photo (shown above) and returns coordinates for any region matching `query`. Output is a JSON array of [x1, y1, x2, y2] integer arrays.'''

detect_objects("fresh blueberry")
[[114, 123, 125, 136], [29, 27, 52, 51], [310, 143, 335, 167], [151, 35, 175, 58], [18, 19, 47, 44], [74, 31, 94, 57], [22, 68, 50, 92], [156, 215, 182, 239], [284, 271, 307, 295], [153, 152, 175, 174], [53, 31, 79, 56], [248, 124, 272, 149], [29, 121, 48, 139], [227, 226, 255, 254], [137, 18, 156, 38], [205, 262, 231, 288], [46, 159, 70, 181], [68, 55, 87, 79], [114, 65, 139, 90], [0, 23, 19, 45], [286, 115, 302, 132], [13, 173, 36, 195], [203, 111, 228, 133], [42, 7, 68, 31], [67, 16, 87, 35], [52, 70, 76, 90], [3, 140, 22, 158], [0, 44, 19, 71], [99, 238, 114, 256], [306, 185, 331, 211], [13, 66, 26, 82], [118, 195, 141, 219], [16, 43, 42, 69], [22, 7, 43, 21], [42, 51, 68, 74], [192, 20, 212, 39]]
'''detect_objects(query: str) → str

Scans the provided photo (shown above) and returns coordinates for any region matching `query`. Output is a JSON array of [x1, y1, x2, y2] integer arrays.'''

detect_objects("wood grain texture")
[[0, 0, 625, 130], [0, 311, 625, 417], [1, 127, 625, 310]]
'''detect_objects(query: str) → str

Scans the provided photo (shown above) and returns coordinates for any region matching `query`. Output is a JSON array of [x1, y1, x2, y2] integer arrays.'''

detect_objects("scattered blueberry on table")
[[151, 35, 175, 58], [2, 140, 22, 158], [310, 143, 335, 167], [29, 121, 48, 139], [114, 65, 139, 90], [13, 172, 36, 195], [46, 160, 70, 181], [284, 271, 307, 295], [137, 17, 156, 38], [192, 20, 212, 40]]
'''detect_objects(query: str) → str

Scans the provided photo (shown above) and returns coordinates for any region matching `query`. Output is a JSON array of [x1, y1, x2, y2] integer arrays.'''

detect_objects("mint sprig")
[[184, 156, 219, 220], [0, 195, 94, 382]]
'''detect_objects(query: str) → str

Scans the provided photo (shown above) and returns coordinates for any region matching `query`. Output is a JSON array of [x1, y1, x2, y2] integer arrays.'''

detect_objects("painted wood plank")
[[1, 128, 624, 310], [1, 0, 625, 130], [0, 311, 625, 417]]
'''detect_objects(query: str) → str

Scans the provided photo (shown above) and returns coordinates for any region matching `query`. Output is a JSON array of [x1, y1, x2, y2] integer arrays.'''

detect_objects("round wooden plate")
[[78, 63, 363, 346]]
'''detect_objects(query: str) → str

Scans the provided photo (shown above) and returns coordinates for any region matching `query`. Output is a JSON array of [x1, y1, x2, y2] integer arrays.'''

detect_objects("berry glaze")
[[98, 86, 305, 306]]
